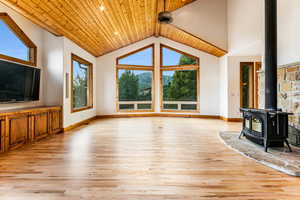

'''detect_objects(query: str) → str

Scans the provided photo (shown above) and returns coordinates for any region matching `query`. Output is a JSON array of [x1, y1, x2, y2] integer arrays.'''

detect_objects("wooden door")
[[240, 62, 262, 109], [254, 62, 262, 108], [240, 62, 255, 108]]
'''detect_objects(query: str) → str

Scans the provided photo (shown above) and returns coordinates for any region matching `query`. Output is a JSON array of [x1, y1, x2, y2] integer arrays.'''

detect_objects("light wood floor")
[[0, 117, 300, 200]]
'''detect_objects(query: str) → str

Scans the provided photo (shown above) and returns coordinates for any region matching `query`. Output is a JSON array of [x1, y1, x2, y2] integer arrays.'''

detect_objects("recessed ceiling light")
[[99, 4, 105, 11], [114, 31, 119, 35]]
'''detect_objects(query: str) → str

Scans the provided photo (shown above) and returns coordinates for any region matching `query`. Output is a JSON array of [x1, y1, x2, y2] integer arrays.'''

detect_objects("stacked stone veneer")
[[259, 62, 300, 145]]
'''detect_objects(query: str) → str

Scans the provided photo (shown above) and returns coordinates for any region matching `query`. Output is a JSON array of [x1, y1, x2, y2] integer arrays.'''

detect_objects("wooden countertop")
[[0, 106, 62, 116]]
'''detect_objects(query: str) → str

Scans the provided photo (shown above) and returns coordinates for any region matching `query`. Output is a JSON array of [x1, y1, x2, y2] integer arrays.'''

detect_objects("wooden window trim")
[[116, 44, 155, 67], [0, 13, 37, 66], [160, 44, 200, 113], [71, 53, 93, 113], [160, 44, 199, 68], [116, 44, 155, 112]]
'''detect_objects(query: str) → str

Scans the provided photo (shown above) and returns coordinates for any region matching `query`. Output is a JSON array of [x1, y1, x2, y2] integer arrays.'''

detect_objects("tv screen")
[[0, 60, 40, 103]]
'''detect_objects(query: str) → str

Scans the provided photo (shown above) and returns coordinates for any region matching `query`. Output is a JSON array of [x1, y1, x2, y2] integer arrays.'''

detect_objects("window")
[[160, 44, 199, 112], [71, 54, 93, 112], [116, 44, 154, 112], [161, 45, 198, 66], [118, 47, 153, 66], [0, 13, 36, 66]]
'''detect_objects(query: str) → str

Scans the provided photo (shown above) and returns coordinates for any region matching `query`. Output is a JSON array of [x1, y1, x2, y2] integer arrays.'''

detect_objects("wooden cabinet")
[[0, 106, 62, 153]]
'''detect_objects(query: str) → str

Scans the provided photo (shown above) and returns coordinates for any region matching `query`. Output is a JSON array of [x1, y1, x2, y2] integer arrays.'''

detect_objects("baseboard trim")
[[63, 116, 98, 132], [63, 114, 241, 132], [97, 113, 220, 119], [220, 116, 243, 122]]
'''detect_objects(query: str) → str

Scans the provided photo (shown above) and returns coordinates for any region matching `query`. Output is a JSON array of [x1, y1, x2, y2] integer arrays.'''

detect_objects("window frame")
[[116, 44, 154, 67], [71, 53, 93, 113], [0, 13, 37, 66], [160, 44, 200, 113], [116, 44, 155, 112]]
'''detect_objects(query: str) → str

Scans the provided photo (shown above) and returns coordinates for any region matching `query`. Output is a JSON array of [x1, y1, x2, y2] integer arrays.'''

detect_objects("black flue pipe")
[[265, 0, 277, 110]]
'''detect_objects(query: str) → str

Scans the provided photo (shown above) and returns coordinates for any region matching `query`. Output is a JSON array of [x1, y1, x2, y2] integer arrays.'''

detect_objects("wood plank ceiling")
[[0, 0, 227, 57]]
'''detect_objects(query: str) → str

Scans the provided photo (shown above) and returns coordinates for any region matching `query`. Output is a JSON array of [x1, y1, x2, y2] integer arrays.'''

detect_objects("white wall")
[[227, 56, 262, 118], [43, 32, 64, 106], [219, 56, 229, 118], [278, 0, 300, 65], [0, 3, 45, 110], [218, 0, 264, 119], [96, 36, 221, 116], [63, 38, 97, 128], [219, 55, 262, 119], [172, 0, 227, 50], [227, 0, 263, 56]]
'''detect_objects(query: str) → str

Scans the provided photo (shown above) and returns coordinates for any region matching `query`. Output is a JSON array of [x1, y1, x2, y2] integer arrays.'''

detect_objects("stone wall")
[[259, 62, 300, 130], [278, 63, 300, 130]]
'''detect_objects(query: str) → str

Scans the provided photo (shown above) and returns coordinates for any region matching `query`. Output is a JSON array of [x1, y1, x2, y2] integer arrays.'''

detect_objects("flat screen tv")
[[0, 59, 40, 103]]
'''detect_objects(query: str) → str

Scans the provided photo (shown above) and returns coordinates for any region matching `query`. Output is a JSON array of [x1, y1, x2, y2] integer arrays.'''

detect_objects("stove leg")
[[284, 139, 292, 152], [239, 131, 244, 139], [264, 140, 268, 152]]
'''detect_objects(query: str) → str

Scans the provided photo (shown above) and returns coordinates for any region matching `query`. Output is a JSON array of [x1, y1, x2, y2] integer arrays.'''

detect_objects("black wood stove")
[[240, 108, 292, 152], [239, 0, 292, 152]]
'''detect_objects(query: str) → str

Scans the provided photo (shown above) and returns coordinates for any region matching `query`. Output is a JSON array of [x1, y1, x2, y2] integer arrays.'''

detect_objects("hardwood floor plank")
[[0, 117, 299, 199]]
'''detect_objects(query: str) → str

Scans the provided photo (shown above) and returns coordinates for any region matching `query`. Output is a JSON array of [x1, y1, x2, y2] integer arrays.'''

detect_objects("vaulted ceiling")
[[0, 0, 227, 57]]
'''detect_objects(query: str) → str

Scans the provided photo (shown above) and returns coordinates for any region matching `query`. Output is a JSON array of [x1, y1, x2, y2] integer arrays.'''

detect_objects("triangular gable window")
[[161, 45, 198, 67], [117, 45, 154, 67], [0, 13, 36, 66]]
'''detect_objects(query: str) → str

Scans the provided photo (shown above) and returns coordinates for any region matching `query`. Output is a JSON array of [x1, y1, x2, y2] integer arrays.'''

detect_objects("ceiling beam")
[[155, 0, 165, 37], [160, 24, 227, 57], [166, 0, 196, 12]]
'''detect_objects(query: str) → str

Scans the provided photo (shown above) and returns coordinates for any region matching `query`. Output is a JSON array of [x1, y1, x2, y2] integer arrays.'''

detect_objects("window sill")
[[71, 106, 93, 113], [117, 109, 154, 113], [161, 110, 200, 113]]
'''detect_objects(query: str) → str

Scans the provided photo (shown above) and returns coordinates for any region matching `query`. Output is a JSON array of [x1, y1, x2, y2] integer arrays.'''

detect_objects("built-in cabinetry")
[[0, 106, 62, 153]]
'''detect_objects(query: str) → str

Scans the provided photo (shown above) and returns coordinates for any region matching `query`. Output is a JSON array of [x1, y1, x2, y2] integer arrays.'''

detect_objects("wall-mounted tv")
[[0, 59, 40, 103]]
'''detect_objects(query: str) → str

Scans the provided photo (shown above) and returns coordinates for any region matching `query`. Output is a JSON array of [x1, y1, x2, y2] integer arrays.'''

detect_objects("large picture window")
[[0, 13, 36, 66], [71, 54, 93, 112], [160, 44, 199, 112], [116, 44, 154, 112]]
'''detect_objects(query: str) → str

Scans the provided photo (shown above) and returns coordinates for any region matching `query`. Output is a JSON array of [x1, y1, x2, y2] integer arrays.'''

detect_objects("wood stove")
[[240, 108, 292, 152], [239, 0, 292, 152]]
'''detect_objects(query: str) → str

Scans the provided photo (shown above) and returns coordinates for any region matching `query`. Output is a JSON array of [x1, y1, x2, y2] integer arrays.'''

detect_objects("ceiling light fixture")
[[158, 0, 173, 24], [99, 4, 105, 11], [114, 31, 119, 35]]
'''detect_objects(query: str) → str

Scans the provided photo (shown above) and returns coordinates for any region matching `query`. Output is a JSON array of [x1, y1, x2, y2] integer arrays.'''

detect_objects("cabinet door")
[[6, 114, 29, 151], [33, 112, 49, 141], [0, 118, 5, 153], [50, 109, 62, 134]]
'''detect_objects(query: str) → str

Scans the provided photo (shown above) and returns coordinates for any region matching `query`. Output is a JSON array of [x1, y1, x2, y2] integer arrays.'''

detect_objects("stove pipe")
[[264, 0, 277, 110]]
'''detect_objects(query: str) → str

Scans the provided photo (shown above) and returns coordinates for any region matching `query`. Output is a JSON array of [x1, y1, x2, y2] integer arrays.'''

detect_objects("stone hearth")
[[220, 131, 300, 176]]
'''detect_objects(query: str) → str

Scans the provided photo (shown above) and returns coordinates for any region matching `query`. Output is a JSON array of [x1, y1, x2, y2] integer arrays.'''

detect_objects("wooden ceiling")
[[0, 0, 227, 57]]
